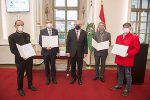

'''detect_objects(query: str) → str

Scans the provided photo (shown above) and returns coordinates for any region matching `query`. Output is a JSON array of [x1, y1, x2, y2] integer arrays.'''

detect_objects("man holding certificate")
[[66, 20, 88, 85], [39, 20, 59, 85], [8, 20, 37, 96], [92, 22, 111, 82], [111, 23, 140, 96]]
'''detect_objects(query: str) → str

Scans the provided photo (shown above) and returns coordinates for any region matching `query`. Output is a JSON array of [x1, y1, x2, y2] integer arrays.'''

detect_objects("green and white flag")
[[84, 0, 95, 65]]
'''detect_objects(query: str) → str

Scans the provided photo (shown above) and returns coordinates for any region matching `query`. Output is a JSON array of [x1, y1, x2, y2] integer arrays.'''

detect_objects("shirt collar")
[[123, 33, 129, 39], [47, 28, 52, 31], [75, 29, 81, 33], [99, 30, 105, 34]]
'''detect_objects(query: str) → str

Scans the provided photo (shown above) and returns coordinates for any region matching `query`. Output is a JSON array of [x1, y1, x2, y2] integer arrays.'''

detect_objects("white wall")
[[0, 1, 3, 42], [93, 0, 131, 44], [0, 0, 36, 45]]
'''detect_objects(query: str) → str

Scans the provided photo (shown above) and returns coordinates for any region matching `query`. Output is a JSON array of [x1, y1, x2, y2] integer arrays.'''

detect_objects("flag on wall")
[[95, 0, 106, 31], [84, 0, 94, 65], [99, 2, 106, 29]]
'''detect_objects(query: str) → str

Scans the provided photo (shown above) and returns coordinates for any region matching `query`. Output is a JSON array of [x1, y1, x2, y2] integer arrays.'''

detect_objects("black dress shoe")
[[100, 77, 105, 82], [18, 89, 25, 96], [28, 85, 37, 91], [52, 79, 58, 84], [46, 80, 50, 85], [93, 77, 99, 80], [78, 80, 82, 85], [70, 78, 76, 84]]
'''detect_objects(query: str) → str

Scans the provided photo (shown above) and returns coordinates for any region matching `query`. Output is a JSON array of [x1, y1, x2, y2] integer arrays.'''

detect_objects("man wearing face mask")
[[93, 22, 111, 82], [39, 20, 59, 85], [111, 23, 140, 96], [8, 20, 37, 96], [66, 20, 88, 85]]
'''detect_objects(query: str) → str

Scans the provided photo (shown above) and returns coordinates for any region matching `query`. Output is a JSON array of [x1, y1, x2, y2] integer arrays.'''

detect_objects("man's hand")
[[124, 53, 128, 57], [23, 57, 28, 60], [32, 44, 35, 47], [96, 49, 99, 51], [56, 53, 60, 57], [66, 53, 70, 57], [84, 54, 87, 58], [46, 47, 52, 50]]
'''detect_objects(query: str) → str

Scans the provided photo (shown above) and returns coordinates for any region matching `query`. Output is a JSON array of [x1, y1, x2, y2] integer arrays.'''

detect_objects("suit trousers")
[[70, 53, 83, 80], [94, 55, 107, 78], [43, 52, 56, 81], [16, 57, 33, 90]]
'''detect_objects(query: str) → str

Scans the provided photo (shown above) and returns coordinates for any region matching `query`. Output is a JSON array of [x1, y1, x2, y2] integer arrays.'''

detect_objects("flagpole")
[[89, 0, 92, 68], [101, 0, 103, 4], [89, 51, 92, 67]]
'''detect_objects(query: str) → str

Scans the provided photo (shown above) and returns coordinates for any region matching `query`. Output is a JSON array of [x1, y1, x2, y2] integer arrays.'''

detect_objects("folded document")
[[92, 38, 109, 50], [16, 43, 36, 58]]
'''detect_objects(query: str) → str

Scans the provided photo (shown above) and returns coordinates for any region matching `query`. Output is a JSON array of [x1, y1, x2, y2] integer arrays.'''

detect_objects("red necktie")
[[100, 32, 103, 41]]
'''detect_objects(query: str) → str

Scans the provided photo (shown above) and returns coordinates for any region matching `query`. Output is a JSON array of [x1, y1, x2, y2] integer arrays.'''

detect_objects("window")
[[131, 0, 150, 44], [53, 0, 79, 46]]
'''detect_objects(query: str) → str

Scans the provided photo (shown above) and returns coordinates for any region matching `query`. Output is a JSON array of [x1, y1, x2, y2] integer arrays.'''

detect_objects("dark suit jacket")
[[93, 31, 111, 57], [8, 32, 32, 64], [39, 28, 59, 56], [66, 29, 88, 57]]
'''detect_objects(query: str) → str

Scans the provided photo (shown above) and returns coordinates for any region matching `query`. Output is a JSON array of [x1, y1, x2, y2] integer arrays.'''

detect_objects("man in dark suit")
[[66, 20, 88, 85], [8, 20, 37, 96], [93, 22, 111, 82], [39, 20, 60, 85]]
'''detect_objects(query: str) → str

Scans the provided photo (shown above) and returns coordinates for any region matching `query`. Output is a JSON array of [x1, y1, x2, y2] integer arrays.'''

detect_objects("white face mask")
[[123, 28, 129, 33], [46, 23, 52, 28], [18, 25, 23, 32], [99, 26, 105, 31]]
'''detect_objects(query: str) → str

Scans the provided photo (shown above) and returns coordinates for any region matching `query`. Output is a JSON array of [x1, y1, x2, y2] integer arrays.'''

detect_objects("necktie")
[[48, 30, 52, 36], [76, 31, 79, 40], [100, 32, 103, 41]]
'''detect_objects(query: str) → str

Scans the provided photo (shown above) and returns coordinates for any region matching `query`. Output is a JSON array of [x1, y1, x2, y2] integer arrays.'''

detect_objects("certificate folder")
[[92, 38, 109, 51], [16, 43, 36, 58], [111, 44, 128, 57], [42, 36, 58, 47]]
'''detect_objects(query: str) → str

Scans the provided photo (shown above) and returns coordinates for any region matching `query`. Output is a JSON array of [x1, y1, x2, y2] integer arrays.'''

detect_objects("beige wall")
[[93, 0, 131, 44], [0, 0, 36, 45], [0, 1, 3, 44]]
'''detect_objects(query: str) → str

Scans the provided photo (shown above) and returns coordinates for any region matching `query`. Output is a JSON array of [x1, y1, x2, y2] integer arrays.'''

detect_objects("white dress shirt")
[[75, 29, 81, 40], [47, 28, 52, 36]]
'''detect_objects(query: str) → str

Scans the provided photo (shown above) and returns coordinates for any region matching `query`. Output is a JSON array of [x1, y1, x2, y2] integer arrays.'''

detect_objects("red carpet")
[[0, 68, 150, 100]]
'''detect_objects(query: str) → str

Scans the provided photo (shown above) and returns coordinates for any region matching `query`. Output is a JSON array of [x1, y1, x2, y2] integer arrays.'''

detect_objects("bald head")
[[74, 20, 81, 25], [46, 20, 52, 24]]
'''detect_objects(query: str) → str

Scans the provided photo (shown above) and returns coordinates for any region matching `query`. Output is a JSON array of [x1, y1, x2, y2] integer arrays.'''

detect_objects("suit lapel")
[[78, 29, 83, 41], [44, 28, 49, 36], [97, 32, 101, 42], [73, 29, 83, 41], [73, 29, 78, 40]]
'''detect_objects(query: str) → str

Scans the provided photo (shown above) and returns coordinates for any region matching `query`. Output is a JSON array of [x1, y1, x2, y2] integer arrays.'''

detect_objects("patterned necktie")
[[100, 32, 103, 41], [48, 30, 52, 36]]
